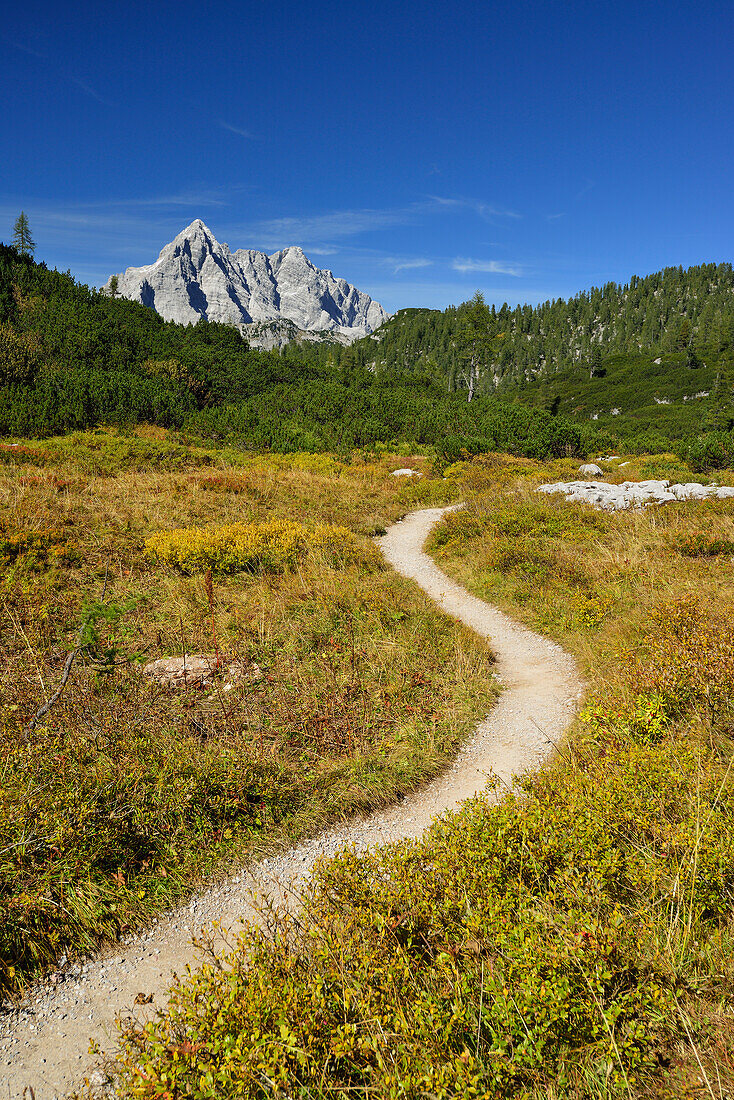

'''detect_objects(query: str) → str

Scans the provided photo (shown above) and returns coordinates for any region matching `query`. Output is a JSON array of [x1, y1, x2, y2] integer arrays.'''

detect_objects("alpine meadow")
[[3, 2, 734, 1096], [1, 228, 733, 1097]]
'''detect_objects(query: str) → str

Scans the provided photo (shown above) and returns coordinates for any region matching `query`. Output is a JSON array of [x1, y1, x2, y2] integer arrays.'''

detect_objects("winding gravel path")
[[0, 507, 582, 1098]]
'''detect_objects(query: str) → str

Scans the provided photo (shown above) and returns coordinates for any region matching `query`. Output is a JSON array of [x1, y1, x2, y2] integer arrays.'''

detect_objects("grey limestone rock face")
[[237, 317, 354, 351], [105, 220, 389, 344]]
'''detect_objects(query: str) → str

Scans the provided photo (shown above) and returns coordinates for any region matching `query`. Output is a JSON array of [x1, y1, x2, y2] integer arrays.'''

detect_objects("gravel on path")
[[1, 507, 583, 1098]]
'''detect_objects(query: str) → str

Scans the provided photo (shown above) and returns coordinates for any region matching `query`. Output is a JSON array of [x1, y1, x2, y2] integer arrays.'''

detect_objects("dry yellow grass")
[[0, 440, 494, 996]]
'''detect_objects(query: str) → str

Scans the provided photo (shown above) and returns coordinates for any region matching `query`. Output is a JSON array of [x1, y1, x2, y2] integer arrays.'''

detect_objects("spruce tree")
[[12, 212, 35, 256], [589, 346, 603, 379]]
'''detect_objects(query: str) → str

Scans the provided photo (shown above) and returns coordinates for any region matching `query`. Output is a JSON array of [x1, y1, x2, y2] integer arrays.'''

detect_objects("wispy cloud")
[[9, 39, 113, 107], [308, 246, 339, 256], [67, 75, 114, 107], [249, 206, 416, 246], [428, 195, 522, 221], [574, 179, 595, 201], [89, 191, 230, 209], [8, 38, 46, 59], [244, 194, 518, 250], [452, 257, 523, 276], [546, 212, 565, 221], [218, 120, 257, 139], [477, 203, 522, 221], [0, 200, 210, 271], [392, 258, 433, 273]]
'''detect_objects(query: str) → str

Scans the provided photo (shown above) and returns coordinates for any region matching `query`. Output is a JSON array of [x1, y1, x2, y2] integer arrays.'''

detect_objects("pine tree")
[[457, 291, 493, 402], [108, 275, 119, 298], [589, 346, 603, 379], [676, 318, 691, 351], [12, 212, 35, 256], [706, 358, 734, 431]]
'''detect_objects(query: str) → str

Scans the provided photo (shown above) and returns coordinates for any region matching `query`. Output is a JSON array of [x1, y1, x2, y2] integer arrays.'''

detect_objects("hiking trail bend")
[[1, 506, 583, 1098]]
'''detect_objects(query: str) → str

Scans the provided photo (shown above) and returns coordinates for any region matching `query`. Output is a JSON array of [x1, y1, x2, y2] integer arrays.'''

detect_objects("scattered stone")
[[142, 654, 260, 689], [578, 463, 603, 477], [390, 468, 421, 477], [538, 479, 734, 510], [87, 1069, 111, 1087]]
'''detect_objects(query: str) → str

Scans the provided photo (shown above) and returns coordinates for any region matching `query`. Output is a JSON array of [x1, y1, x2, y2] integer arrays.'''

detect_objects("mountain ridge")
[[105, 220, 389, 345]]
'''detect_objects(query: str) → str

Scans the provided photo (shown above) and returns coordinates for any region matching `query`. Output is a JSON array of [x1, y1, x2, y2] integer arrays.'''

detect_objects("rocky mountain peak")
[[105, 222, 388, 344]]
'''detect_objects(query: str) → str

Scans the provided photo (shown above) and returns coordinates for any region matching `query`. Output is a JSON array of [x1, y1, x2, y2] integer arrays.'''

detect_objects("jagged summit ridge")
[[105, 220, 388, 342]]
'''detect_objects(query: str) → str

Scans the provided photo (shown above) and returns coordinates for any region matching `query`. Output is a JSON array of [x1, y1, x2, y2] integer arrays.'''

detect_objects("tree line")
[[0, 244, 585, 461], [361, 263, 734, 395]]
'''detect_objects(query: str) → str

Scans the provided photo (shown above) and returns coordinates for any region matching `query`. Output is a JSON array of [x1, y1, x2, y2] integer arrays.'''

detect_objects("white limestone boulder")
[[537, 478, 732, 510], [143, 654, 261, 689]]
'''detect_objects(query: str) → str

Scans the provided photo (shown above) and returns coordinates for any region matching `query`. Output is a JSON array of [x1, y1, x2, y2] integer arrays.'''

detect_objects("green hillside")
[[356, 263, 734, 446], [2, 244, 734, 463], [515, 348, 732, 443], [0, 243, 584, 462]]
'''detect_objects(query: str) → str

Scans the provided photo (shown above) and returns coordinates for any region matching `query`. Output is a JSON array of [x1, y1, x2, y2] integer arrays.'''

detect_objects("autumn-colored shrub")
[[0, 443, 48, 464], [0, 526, 76, 572], [247, 451, 343, 476], [674, 531, 734, 557], [146, 519, 380, 575], [116, 597, 734, 1099]]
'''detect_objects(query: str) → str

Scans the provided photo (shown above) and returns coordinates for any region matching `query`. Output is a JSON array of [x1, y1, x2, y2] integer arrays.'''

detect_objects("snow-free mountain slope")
[[105, 221, 388, 343]]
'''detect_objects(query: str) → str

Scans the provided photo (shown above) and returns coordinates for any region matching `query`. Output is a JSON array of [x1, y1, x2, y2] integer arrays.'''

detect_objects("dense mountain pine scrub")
[[1, 243, 734, 462], [357, 263, 734, 459], [0, 245, 583, 460]]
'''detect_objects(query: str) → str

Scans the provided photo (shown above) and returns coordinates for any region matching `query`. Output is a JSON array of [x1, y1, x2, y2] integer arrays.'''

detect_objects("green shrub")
[[115, 597, 734, 1096], [683, 431, 734, 472]]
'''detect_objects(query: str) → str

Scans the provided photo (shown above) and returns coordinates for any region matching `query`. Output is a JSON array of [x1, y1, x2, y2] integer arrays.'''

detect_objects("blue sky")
[[2, 0, 732, 313]]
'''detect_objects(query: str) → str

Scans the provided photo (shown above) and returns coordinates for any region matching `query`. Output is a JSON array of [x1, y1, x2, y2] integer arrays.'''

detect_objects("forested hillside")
[[364, 263, 734, 385], [0, 244, 584, 461], [3, 243, 734, 463], [358, 264, 734, 447]]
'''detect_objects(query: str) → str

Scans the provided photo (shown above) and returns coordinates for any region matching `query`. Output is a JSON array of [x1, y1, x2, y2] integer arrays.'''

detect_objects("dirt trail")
[[1, 507, 583, 1098]]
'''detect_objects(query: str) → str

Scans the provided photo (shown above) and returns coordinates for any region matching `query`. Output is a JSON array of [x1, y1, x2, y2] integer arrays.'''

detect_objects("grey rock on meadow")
[[538, 479, 734, 510], [105, 220, 389, 345]]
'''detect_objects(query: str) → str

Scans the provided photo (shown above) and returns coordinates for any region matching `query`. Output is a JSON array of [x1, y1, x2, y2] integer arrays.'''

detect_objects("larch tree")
[[12, 212, 35, 256]]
